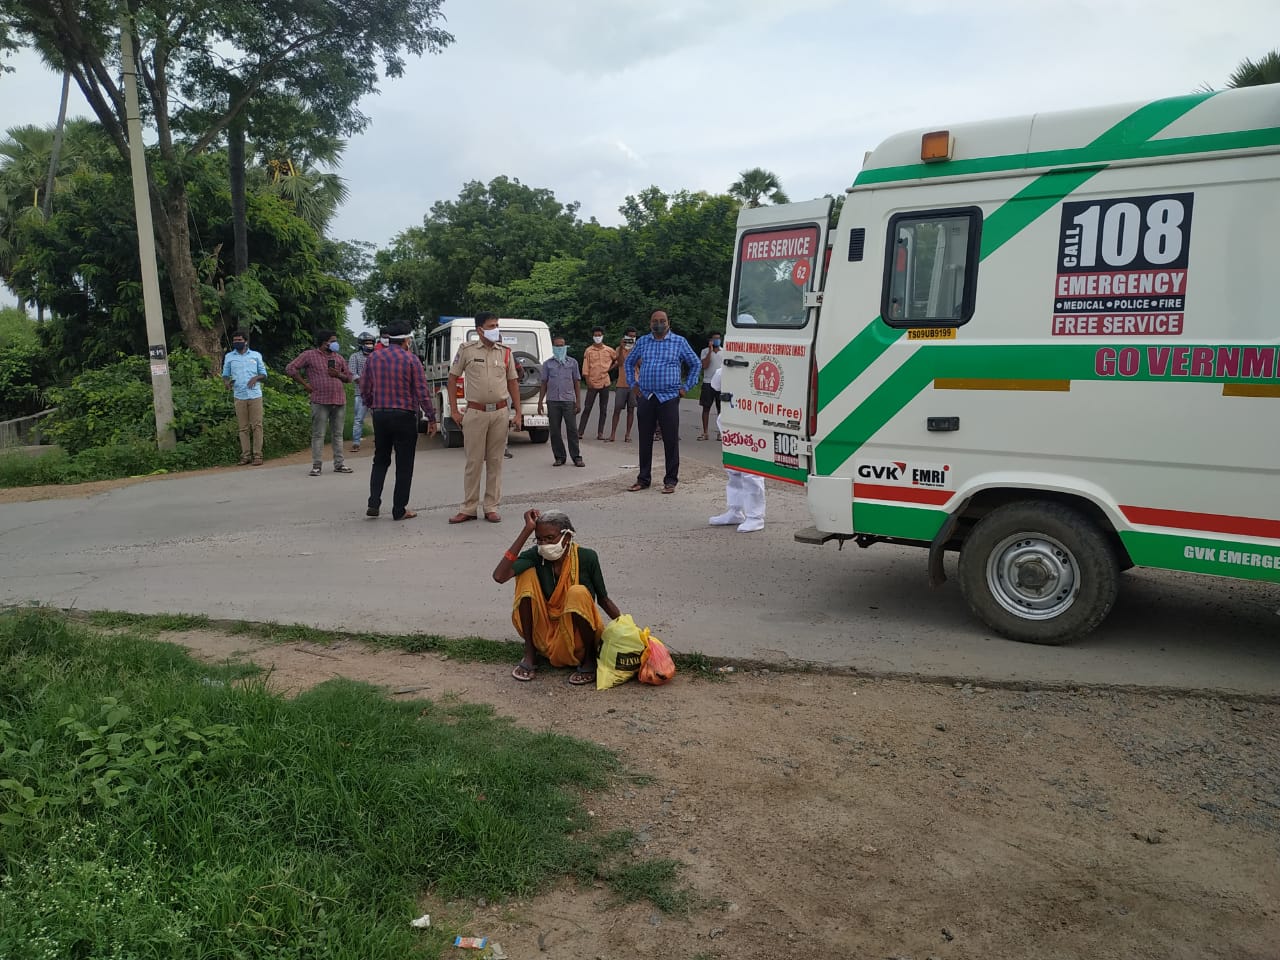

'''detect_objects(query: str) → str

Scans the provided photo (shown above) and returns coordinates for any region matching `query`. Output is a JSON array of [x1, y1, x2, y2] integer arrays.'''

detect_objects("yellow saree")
[[510, 543, 604, 667]]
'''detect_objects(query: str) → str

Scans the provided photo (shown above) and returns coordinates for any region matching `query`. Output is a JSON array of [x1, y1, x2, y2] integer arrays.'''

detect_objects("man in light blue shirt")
[[221, 329, 268, 465], [623, 309, 700, 493]]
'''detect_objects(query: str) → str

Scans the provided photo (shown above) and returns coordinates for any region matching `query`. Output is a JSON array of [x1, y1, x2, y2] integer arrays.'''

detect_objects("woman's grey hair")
[[538, 510, 574, 533]]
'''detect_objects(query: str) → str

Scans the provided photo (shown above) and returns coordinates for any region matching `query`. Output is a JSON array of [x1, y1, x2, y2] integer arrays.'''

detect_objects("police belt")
[[467, 399, 509, 412]]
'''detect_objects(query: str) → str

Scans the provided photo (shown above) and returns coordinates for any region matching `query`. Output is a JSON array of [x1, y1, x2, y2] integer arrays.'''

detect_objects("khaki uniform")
[[450, 340, 519, 516]]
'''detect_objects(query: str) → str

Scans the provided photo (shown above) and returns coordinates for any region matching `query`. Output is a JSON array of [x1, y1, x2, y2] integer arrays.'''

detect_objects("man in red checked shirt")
[[360, 322, 438, 520], [285, 329, 354, 477]]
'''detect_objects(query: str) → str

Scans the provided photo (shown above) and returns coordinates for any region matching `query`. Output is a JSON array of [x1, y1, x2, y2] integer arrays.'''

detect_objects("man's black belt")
[[372, 407, 414, 412]]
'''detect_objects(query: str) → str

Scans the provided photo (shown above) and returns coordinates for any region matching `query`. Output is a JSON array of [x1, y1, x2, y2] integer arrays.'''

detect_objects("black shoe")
[[573, 458, 585, 467], [504, 449, 513, 459], [553, 459, 566, 466], [366, 506, 379, 517]]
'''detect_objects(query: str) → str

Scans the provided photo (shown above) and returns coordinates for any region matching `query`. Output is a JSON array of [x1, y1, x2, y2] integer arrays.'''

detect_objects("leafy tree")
[[468, 257, 588, 333], [361, 176, 587, 330], [1227, 50, 1280, 87], [729, 167, 790, 207], [0, 0, 453, 360], [9, 146, 352, 373], [0, 304, 48, 417], [578, 188, 738, 339]]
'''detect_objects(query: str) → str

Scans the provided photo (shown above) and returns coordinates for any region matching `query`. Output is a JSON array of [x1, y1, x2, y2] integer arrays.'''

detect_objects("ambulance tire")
[[958, 501, 1120, 646], [527, 428, 549, 444]]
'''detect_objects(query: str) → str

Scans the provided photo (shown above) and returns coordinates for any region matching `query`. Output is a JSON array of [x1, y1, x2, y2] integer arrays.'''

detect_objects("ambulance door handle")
[[723, 358, 749, 368]]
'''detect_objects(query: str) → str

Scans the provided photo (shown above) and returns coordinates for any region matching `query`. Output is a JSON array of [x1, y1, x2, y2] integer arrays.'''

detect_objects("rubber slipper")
[[568, 670, 595, 686], [512, 662, 535, 682], [696, 434, 707, 441], [448, 513, 476, 524], [393, 509, 417, 521]]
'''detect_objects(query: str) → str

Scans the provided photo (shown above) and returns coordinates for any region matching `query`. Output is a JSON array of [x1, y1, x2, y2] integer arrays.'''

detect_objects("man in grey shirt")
[[536, 335, 584, 467]]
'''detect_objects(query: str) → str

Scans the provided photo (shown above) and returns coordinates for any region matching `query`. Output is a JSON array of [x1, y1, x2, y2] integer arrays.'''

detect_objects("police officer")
[[447, 313, 522, 524]]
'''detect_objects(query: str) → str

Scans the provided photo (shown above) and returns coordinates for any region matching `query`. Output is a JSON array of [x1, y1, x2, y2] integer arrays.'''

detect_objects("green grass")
[[85, 610, 211, 634], [0, 610, 695, 959], [74, 610, 727, 678]]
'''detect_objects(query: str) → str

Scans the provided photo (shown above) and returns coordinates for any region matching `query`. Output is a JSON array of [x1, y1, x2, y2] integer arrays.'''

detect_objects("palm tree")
[[729, 167, 790, 207], [262, 153, 349, 234], [1227, 51, 1280, 87]]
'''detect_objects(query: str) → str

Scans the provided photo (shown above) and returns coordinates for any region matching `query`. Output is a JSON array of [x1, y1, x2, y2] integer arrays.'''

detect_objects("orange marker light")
[[920, 130, 953, 162]]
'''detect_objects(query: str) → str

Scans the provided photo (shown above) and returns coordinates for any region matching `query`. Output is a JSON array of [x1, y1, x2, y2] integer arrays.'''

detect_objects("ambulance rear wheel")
[[958, 501, 1120, 645]]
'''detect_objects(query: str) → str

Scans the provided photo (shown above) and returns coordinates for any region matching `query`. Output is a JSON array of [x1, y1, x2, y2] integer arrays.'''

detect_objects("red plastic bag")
[[638, 630, 676, 686]]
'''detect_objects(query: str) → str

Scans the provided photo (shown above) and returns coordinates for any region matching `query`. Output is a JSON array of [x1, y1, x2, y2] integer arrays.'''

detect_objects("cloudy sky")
[[0, 0, 1276, 252]]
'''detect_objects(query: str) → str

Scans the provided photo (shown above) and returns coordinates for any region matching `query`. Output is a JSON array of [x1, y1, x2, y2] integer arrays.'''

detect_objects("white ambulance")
[[719, 85, 1280, 644], [418, 317, 552, 446]]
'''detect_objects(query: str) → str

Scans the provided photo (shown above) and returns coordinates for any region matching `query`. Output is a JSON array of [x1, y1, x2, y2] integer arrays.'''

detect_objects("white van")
[[718, 85, 1280, 645], [418, 317, 552, 446]]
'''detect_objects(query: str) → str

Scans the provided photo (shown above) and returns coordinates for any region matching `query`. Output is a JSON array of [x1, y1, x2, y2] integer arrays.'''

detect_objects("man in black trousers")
[[360, 322, 438, 520]]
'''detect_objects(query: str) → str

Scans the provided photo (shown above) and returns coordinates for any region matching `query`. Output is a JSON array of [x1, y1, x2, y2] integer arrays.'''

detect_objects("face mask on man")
[[711, 338, 721, 348], [650, 321, 668, 336], [233, 341, 247, 353], [537, 533, 569, 562], [328, 341, 341, 353], [592, 335, 603, 345], [482, 327, 502, 343], [552, 345, 568, 362], [623, 336, 636, 346]]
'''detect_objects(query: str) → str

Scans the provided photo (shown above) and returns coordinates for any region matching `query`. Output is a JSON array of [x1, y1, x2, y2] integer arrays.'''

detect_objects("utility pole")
[[120, 16, 176, 449]]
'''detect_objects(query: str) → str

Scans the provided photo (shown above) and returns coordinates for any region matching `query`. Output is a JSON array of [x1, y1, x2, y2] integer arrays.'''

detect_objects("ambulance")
[[719, 85, 1280, 644]]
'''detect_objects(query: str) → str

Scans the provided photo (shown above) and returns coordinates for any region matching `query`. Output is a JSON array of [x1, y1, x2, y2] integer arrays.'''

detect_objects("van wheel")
[[527, 427, 549, 445], [958, 501, 1119, 645], [441, 418, 464, 448]]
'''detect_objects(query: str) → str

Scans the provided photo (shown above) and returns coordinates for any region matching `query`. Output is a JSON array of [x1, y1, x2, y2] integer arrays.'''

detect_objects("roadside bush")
[[6, 348, 314, 486], [0, 308, 51, 420]]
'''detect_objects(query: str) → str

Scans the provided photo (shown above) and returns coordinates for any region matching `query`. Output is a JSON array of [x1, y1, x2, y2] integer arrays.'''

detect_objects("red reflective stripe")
[[1120, 505, 1280, 541], [854, 483, 952, 506]]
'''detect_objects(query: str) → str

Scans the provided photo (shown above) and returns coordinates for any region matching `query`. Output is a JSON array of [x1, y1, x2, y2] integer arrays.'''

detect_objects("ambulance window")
[[733, 223, 821, 328], [881, 207, 981, 327]]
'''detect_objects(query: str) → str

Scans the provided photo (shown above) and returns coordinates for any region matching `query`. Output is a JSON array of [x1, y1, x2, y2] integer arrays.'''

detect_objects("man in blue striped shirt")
[[624, 309, 700, 493]]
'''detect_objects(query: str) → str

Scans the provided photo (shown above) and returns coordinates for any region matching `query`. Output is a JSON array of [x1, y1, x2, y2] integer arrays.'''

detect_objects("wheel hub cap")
[[986, 534, 1079, 620]]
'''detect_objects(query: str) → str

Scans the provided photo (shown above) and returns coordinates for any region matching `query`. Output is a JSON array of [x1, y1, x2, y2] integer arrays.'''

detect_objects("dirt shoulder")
[[162, 629, 1280, 960]]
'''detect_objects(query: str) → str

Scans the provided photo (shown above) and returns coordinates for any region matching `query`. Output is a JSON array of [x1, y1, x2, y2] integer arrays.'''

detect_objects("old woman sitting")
[[492, 508, 621, 685]]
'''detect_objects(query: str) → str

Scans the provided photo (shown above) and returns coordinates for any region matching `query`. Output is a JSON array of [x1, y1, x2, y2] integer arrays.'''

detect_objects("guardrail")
[[0, 408, 57, 449]]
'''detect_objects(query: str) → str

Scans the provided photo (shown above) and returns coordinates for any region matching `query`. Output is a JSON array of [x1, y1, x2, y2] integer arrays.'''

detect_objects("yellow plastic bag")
[[597, 615, 646, 689], [639, 633, 676, 686]]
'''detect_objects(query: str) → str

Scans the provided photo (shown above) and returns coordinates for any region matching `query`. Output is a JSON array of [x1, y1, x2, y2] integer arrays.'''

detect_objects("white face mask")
[[592, 335, 603, 344], [537, 534, 569, 561], [482, 327, 501, 342]]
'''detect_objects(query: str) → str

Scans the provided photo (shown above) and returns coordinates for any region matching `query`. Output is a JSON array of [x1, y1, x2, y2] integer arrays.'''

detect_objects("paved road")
[[2, 402, 1278, 696]]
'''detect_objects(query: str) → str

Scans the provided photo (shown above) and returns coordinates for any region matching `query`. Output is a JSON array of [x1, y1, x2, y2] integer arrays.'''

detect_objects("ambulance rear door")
[[720, 197, 832, 485]]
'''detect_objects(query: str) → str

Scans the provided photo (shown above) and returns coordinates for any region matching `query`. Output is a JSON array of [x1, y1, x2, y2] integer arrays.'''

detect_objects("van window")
[[881, 207, 981, 327], [733, 224, 821, 328], [465, 329, 541, 360]]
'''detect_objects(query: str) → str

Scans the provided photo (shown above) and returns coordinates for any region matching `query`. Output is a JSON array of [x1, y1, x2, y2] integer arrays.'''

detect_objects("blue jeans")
[[352, 394, 368, 443]]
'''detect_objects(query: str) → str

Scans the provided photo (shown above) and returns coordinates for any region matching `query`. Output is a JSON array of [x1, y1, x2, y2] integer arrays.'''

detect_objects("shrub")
[[0, 308, 52, 420], [2, 349, 313, 486]]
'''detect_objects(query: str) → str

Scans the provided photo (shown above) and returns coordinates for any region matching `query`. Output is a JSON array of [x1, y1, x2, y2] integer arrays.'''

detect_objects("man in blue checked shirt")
[[624, 309, 701, 494], [359, 322, 438, 521], [221, 329, 268, 465]]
